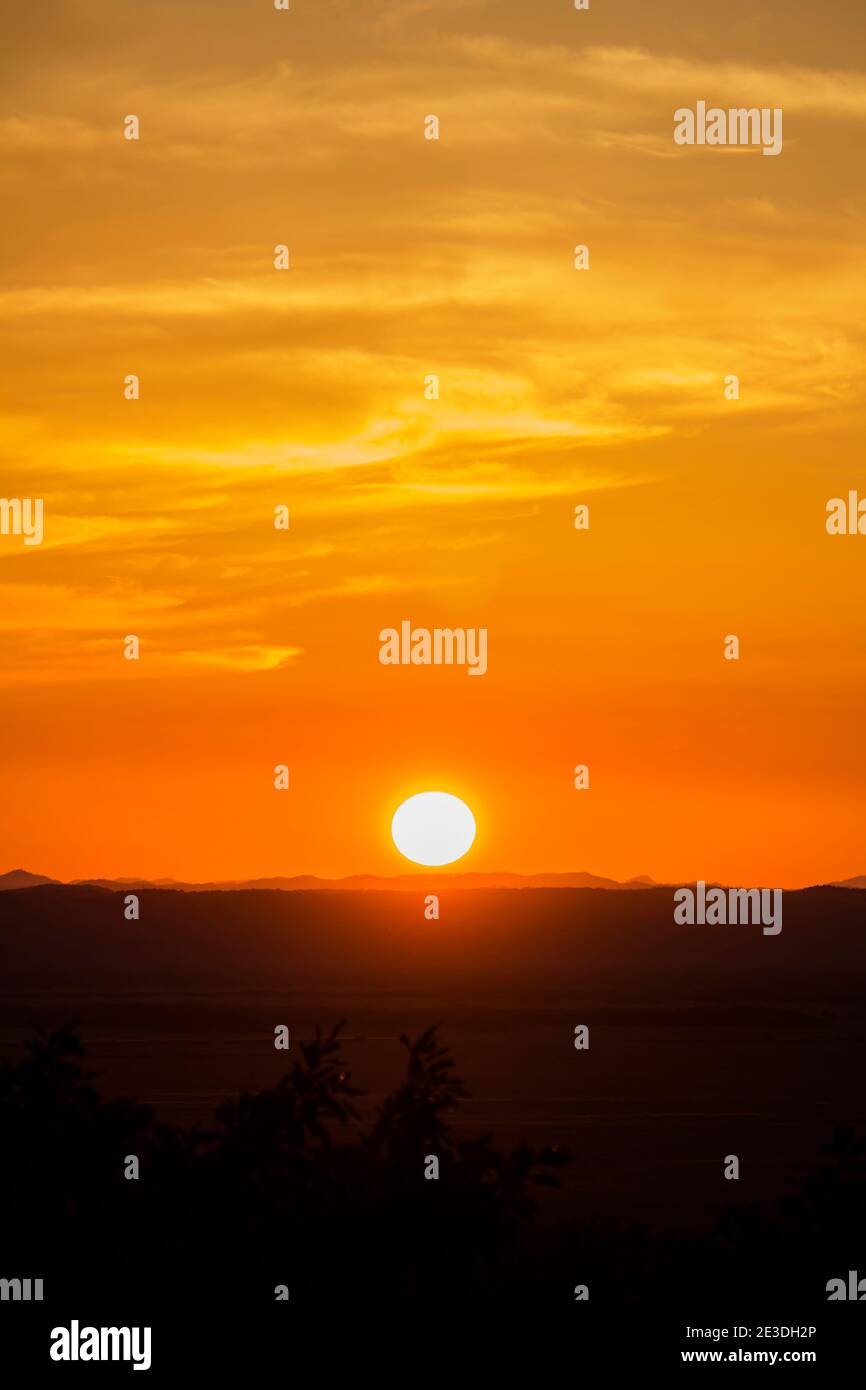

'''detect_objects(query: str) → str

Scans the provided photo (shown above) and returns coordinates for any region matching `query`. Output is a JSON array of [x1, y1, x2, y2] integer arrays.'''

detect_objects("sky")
[[1, 0, 864, 885]]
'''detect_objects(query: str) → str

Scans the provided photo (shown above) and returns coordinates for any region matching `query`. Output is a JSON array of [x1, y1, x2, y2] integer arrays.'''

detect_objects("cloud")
[[453, 38, 866, 121], [583, 45, 866, 119], [1, 2, 864, 695], [182, 644, 302, 672]]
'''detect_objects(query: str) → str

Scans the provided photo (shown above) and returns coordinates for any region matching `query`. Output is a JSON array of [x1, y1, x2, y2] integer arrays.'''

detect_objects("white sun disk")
[[391, 791, 476, 867]]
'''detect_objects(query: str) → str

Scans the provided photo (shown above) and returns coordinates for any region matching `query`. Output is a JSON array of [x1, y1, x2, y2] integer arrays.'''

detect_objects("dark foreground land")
[[1, 885, 865, 1312]]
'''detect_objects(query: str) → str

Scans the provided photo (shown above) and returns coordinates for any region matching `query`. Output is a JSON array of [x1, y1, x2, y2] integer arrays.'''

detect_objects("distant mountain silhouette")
[[6, 866, 865, 893], [5, 865, 866, 893], [0, 868, 60, 890], [2, 868, 659, 892]]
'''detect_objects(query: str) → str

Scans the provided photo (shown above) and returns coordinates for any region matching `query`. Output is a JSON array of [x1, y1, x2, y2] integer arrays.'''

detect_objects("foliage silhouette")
[[1, 1026, 863, 1305], [1, 1024, 566, 1303]]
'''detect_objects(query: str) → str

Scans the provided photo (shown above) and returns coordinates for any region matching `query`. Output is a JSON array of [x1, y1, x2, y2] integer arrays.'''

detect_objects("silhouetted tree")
[[2, 1025, 862, 1305]]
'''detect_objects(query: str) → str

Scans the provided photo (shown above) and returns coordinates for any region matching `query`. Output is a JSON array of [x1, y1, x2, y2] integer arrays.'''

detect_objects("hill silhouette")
[[2, 884, 864, 998], [1, 867, 658, 892], [0, 868, 60, 890]]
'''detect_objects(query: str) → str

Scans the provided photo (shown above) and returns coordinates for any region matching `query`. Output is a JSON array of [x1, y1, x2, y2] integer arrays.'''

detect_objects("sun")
[[391, 791, 477, 867]]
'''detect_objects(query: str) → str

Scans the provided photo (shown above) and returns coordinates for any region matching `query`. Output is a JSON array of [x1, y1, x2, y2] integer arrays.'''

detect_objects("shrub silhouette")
[[2, 1026, 863, 1305], [0, 1024, 567, 1304]]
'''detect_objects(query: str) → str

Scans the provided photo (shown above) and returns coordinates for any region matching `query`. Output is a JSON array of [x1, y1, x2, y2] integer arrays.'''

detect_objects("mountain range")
[[1, 867, 864, 893], [0, 867, 658, 893]]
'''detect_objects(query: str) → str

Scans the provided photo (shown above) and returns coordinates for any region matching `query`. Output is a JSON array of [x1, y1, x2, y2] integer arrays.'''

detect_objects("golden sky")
[[1, 0, 864, 885]]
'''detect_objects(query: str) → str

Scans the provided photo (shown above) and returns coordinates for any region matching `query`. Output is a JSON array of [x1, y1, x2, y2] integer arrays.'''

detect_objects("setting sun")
[[391, 792, 477, 867]]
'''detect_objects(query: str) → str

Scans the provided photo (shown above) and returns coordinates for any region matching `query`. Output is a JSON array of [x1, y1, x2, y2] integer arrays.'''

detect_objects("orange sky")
[[1, 0, 864, 886]]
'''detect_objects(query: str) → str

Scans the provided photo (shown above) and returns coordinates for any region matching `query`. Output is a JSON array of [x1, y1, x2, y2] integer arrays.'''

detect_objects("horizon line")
[[2, 867, 864, 894]]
